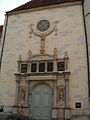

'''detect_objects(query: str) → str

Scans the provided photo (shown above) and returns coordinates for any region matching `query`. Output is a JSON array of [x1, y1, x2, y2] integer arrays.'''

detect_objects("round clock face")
[[37, 20, 50, 32]]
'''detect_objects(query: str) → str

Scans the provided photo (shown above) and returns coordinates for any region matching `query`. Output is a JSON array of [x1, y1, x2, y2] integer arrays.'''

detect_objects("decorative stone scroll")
[[29, 20, 59, 38]]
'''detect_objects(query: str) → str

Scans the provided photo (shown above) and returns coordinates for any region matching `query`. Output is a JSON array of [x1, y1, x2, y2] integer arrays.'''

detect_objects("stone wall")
[[0, 2, 88, 112]]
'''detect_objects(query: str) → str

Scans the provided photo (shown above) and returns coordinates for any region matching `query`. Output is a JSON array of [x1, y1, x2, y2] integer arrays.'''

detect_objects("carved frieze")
[[30, 54, 54, 61]]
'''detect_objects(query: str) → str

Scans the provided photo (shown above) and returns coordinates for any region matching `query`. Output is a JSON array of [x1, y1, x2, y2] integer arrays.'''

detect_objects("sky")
[[0, 0, 31, 25]]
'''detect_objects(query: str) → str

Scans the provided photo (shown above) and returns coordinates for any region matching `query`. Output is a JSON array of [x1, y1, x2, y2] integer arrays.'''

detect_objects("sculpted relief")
[[19, 86, 25, 101], [57, 86, 65, 102]]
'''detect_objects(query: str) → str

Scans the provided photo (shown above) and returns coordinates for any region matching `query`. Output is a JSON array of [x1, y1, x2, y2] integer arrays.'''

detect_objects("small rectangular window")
[[57, 62, 65, 71], [31, 63, 37, 72], [39, 63, 45, 72], [75, 102, 81, 108], [21, 64, 27, 73], [47, 62, 53, 72]]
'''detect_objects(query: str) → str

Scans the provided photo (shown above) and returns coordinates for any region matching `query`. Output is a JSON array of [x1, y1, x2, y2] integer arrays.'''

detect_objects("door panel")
[[31, 84, 51, 120], [43, 94, 50, 107]]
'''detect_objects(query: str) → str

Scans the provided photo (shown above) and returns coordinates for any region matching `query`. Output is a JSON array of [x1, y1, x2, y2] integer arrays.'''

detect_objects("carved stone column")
[[52, 78, 57, 119], [54, 60, 57, 72], [27, 62, 31, 73], [65, 79, 69, 108], [17, 54, 21, 73], [37, 63, 39, 72], [64, 72, 71, 120], [25, 80, 29, 115], [64, 72, 70, 108], [17, 62, 21, 73], [45, 62, 47, 72], [53, 79, 57, 107]]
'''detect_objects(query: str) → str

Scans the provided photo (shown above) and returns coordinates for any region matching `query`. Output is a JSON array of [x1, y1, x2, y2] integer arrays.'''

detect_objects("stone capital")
[[63, 72, 70, 80]]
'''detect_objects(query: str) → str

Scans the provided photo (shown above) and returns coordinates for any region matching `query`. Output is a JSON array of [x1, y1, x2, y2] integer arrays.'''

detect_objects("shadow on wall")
[[0, 105, 4, 112]]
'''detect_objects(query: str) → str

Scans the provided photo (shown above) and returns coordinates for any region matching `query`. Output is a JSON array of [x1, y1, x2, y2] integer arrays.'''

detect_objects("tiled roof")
[[7, 0, 82, 13]]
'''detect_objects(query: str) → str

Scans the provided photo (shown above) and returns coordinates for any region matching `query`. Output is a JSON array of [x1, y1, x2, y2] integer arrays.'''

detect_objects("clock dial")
[[37, 20, 50, 32]]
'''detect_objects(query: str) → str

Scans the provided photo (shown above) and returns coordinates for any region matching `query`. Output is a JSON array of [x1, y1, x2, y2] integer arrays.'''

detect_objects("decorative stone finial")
[[64, 51, 69, 60], [18, 54, 21, 61], [28, 50, 32, 58], [64, 51, 69, 70], [54, 48, 57, 57]]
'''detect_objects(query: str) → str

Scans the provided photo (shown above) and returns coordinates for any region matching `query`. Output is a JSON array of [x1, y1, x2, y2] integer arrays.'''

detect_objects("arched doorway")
[[31, 84, 52, 120]]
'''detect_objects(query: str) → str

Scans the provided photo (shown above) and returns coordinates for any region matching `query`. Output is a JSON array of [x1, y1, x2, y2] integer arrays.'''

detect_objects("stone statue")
[[20, 88, 25, 101], [54, 48, 57, 57], [59, 89, 64, 101], [28, 50, 32, 58]]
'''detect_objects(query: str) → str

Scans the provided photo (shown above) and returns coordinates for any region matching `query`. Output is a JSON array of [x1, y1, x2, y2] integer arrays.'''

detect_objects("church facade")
[[0, 0, 90, 119]]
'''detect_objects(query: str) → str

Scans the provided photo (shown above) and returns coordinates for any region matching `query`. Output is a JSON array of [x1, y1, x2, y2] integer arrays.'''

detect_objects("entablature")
[[16, 52, 69, 75], [15, 71, 70, 81]]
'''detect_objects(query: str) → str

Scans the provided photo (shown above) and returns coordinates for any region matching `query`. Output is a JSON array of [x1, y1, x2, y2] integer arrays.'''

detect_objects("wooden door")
[[31, 84, 52, 120]]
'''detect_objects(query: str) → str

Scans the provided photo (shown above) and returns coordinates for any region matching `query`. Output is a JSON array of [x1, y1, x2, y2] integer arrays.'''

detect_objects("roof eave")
[[6, 0, 82, 14]]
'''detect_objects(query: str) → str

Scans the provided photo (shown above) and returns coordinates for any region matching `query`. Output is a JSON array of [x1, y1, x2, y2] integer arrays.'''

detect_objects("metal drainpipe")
[[0, 13, 8, 70], [82, 0, 90, 98]]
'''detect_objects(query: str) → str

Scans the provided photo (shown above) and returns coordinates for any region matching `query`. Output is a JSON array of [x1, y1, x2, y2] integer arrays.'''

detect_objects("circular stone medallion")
[[37, 20, 50, 32]]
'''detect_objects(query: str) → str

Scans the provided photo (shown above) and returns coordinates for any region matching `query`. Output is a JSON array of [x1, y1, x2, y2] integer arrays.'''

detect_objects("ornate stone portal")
[[14, 52, 70, 119], [14, 20, 70, 120]]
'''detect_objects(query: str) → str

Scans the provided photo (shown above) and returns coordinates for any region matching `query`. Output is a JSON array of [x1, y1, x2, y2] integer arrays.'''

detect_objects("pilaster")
[[13, 79, 20, 113], [64, 72, 70, 120], [25, 79, 29, 115], [52, 78, 57, 119]]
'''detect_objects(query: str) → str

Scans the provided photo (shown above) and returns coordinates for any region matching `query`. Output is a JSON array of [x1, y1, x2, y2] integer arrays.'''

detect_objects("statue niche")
[[19, 87, 25, 101], [57, 86, 65, 102], [59, 89, 65, 101]]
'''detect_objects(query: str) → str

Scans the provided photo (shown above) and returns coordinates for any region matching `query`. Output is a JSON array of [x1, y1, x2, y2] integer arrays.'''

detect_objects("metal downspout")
[[82, 0, 90, 98]]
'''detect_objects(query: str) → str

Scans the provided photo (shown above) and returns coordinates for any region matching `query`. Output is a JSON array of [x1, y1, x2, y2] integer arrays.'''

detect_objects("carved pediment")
[[30, 54, 54, 61]]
